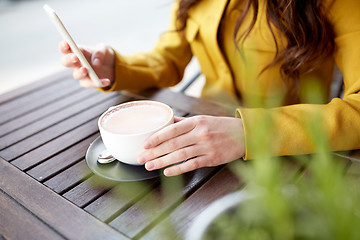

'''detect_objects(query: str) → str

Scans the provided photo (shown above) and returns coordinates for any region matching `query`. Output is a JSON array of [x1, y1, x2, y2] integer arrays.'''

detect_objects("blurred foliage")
[[203, 78, 360, 239]]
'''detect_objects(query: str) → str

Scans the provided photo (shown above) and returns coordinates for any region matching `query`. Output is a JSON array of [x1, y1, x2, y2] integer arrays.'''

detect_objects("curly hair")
[[176, 0, 335, 83]]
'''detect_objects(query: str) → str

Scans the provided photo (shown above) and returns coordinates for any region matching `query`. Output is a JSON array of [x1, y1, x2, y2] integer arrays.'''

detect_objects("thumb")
[[91, 43, 107, 67]]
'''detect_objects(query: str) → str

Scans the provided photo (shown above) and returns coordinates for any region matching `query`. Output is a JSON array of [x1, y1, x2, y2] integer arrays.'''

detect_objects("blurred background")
[[0, 0, 203, 95]]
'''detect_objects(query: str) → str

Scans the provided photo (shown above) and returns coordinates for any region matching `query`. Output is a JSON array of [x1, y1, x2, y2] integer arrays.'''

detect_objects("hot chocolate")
[[101, 103, 171, 135], [98, 100, 174, 165]]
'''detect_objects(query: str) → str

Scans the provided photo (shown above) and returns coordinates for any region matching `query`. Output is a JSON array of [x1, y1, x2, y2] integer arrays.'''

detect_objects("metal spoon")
[[97, 149, 116, 164]]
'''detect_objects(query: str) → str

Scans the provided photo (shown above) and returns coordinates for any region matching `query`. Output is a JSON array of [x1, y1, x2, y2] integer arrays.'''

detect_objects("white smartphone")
[[43, 4, 102, 87]]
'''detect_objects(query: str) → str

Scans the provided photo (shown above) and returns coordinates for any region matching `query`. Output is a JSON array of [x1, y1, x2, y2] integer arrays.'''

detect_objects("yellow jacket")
[[106, 0, 360, 159]]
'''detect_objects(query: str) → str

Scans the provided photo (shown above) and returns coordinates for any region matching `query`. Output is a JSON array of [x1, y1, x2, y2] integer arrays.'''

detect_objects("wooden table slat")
[[344, 160, 360, 194], [346, 160, 360, 177], [0, 90, 115, 150], [11, 119, 98, 170], [109, 167, 220, 238], [0, 87, 98, 137], [0, 190, 65, 240], [141, 166, 242, 240], [125, 89, 234, 117], [0, 70, 70, 105], [12, 119, 98, 171], [84, 180, 159, 222], [44, 160, 93, 194], [0, 158, 128, 240], [62, 175, 118, 208], [27, 133, 99, 182], [0, 77, 79, 125], [0, 93, 131, 161], [171, 107, 189, 118], [334, 150, 360, 164]]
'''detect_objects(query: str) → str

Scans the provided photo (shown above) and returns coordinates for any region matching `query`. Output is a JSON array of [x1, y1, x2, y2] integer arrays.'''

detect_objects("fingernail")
[[164, 168, 173, 176], [93, 58, 100, 66], [71, 54, 77, 62], [138, 156, 146, 164], [145, 161, 154, 170], [101, 79, 110, 87], [143, 141, 152, 149]]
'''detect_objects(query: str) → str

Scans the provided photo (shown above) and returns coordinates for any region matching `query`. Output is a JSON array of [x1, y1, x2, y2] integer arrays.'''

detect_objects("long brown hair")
[[177, 0, 335, 83]]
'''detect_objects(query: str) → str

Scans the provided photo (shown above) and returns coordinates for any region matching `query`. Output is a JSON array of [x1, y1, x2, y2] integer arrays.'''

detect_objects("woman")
[[60, 0, 360, 176]]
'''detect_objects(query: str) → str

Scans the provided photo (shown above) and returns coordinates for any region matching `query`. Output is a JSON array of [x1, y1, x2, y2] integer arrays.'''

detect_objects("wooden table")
[[0, 71, 359, 240]]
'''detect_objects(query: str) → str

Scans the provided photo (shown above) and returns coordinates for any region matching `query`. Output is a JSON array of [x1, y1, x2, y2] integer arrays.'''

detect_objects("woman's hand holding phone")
[[43, 4, 115, 88], [59, 41, 115, 88]]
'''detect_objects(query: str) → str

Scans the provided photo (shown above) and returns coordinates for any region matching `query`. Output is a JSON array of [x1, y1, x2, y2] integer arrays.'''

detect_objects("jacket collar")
[[188, 0, 230, 67]]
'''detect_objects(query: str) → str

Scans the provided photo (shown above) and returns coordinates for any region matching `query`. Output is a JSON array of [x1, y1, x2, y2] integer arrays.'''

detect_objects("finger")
[[73, 67, 110, 88], [144, 145, 201, 171], [79, 78, 97, 88], [139, 129, 197, 163], [91, 43, 107, 67], [100, 79, 111, 87], [58, 40, 71, 54], [79, 78, 110, 88], [71, 44, 93, 63], [163, 155, 208, 176], [73, 67, 97, 88], [73, 66, 89, 80], [143, 118, 195, 149], [61, 53, 81, 68]]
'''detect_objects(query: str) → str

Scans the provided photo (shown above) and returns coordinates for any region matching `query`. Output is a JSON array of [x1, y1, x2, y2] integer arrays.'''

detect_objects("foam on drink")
[[101, 103, 171, 135]]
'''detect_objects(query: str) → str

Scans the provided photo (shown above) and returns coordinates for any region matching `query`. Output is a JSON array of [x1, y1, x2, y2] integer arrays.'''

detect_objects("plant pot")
[[185, 190, 253, 240]]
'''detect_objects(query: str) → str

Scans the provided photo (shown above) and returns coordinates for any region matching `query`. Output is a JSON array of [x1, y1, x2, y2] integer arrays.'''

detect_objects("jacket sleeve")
[[104, 0, 193, 92], [236, 0, 360, 160]]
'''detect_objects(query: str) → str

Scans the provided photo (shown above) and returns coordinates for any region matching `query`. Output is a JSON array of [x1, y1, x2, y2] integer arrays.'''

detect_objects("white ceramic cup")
[[98, 100, 174, 165]]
